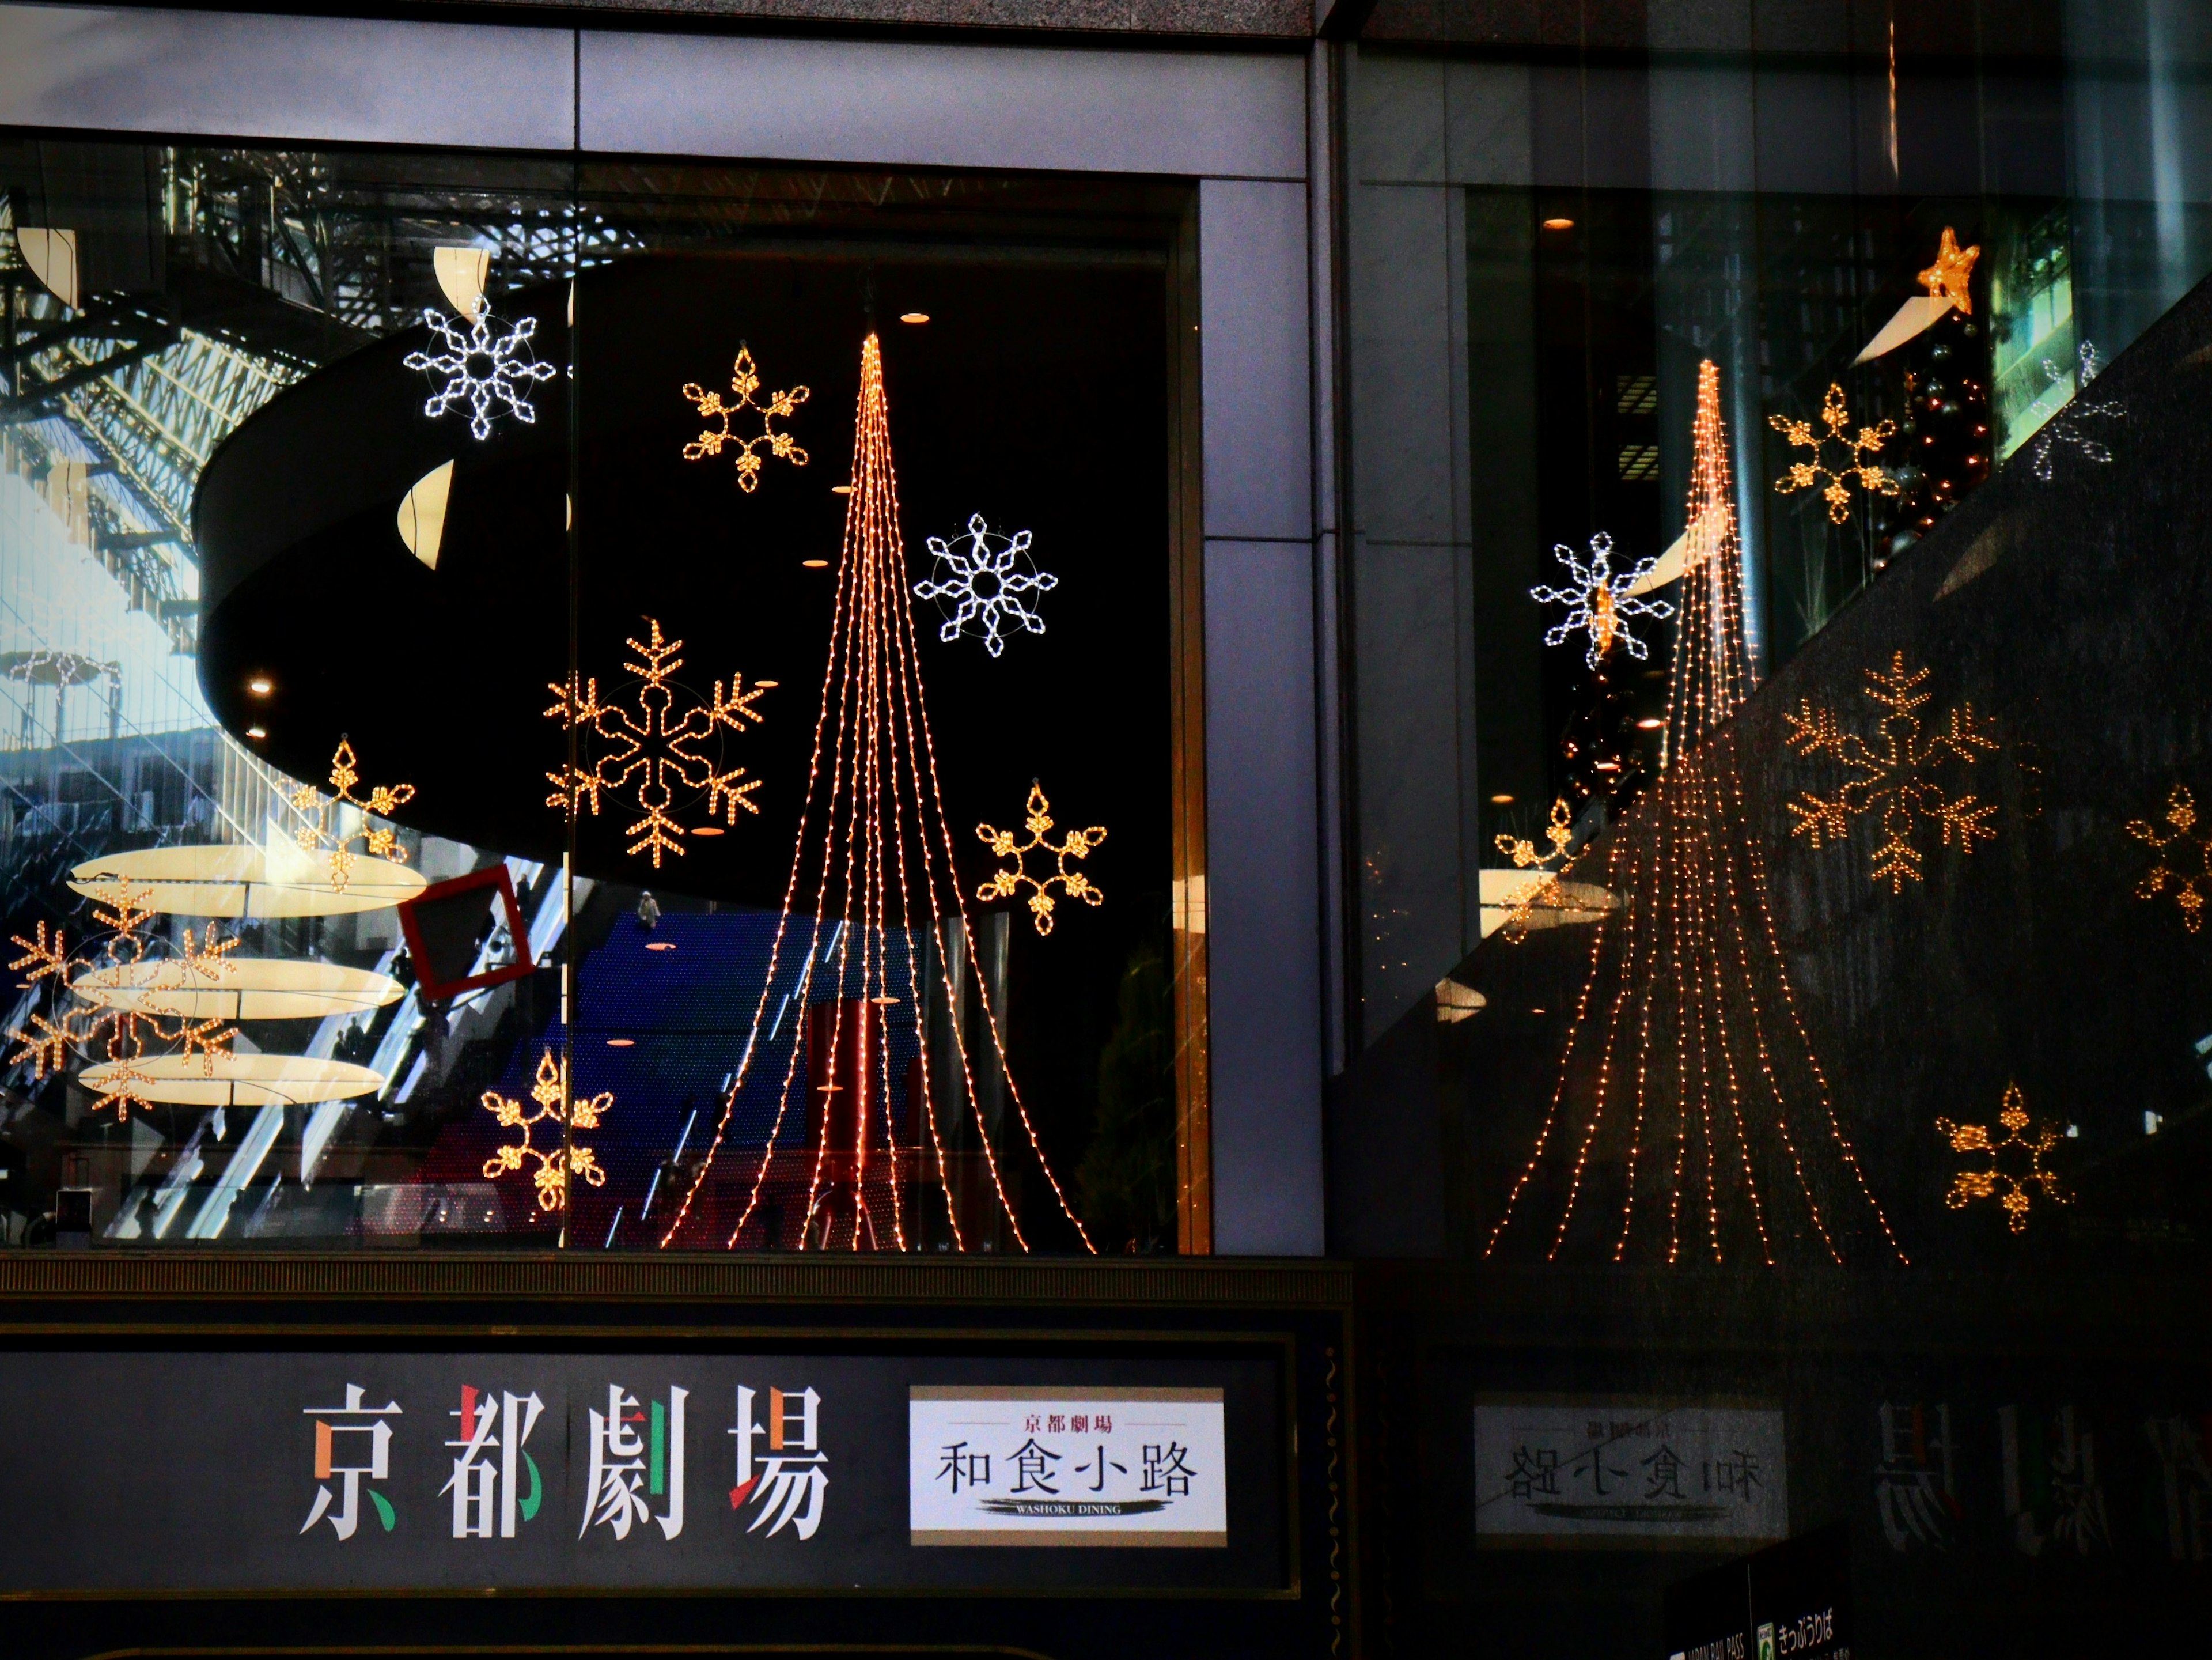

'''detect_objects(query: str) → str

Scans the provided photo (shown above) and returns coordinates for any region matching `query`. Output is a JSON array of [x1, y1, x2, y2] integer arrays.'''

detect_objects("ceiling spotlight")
[[245, 726, 267, 740], [247, 676, 272, 697], [690, 825, 724, 837], [899, 312, 930, 324], [1542, 217, 1575, 231], [803, 558, 830, 568], [1637, 717, 1664, 729], [1488, 793, 1515, 804]]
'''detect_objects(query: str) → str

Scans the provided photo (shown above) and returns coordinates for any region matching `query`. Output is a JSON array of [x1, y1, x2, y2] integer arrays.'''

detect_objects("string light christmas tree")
[[1487, 360, 1905, 1267], [660, 334, 1094, 1254]]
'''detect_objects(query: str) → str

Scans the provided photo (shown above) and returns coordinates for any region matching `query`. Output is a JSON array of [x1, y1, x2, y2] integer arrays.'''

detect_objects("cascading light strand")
[[1485, 358, 1904, 1266], [665, 333, 1093, 1254]]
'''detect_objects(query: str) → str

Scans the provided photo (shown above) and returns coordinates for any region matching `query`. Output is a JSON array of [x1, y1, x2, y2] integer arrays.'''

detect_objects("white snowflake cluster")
[[1529, 532, 1673, 670], [912, 514, 1058, 658], [2028, 339, 2123, 482], [403, 300, 558, 441]]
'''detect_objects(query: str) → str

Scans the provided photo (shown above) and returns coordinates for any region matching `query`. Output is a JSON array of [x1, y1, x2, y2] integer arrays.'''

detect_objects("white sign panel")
[[908, 1386, 1226, 1546], [1474, 1401, 1787, 1546]]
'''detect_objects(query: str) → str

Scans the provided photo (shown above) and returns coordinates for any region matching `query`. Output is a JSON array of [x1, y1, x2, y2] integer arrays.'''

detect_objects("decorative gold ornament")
[[2127, 783, 2212, 933], [6, 883, 239, 1120], [289, 740, 416, 895], [482, 1045, 610, 1214], [1936, 1082, 2065, 1233], [681, 347, 809, 491], [1917, 225, 1980, 316], [976, 782, 1108, 936], [546, 617, 774, 868], [1784, 653, 1999, 894], [1497, 796, 1574, 871], [1771, 384, 1899, 524]]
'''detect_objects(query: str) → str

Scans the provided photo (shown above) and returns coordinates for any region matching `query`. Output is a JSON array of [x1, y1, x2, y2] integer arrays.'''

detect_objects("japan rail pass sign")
[[909, 1386, 1228, 1545], [1475, 1400, 1789, 1547]]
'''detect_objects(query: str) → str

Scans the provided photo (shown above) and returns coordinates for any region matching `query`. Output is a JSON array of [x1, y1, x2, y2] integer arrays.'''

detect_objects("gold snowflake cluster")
[[546, 617, 774, 867], [1770, 383, 1898, 524], [2127, 783, 2212, 933], [976, 782, 1107, 936], [290, 739, 416, 894], [5, 884, 237, 1120], [1936, 1082, 2065, 1234], [1491, 796, 1577, 944], [1784, 652, 1999, 894], [680, 346, 809, 492], [482, 1046, 611, 1214]]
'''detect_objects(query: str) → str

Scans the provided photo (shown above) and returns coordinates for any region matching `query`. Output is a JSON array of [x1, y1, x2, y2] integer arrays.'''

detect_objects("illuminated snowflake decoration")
[[681, 346, 810, 491], [2127, 782, 2212, 933], [546, 616, 774, 868], [914, 515, 1058, 657], [482, 1045, 611, 1214], [6, 883, 237, 1120], [1784, 652, 1999, 894], [1529, 532, 1673, 670], [290, 739, 416, 894], [977, 782, 1107, 936], [403, 300, 558, 442], [1770, 383, 1899, 524], [2028, 341, 2124, 482], [1936, 1082, 2065, 1234], [1490, 796, 1578, 945]]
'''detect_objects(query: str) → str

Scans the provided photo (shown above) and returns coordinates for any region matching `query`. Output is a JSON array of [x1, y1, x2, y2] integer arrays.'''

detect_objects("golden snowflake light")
[[290, 739, 416, 894], [482, 1045, 610, 1214], [1770, 384, 1899, 524], [546, 617, 774, 868], [660, 332, 1094, 1256], [6, 884, 238, 1120], [1917, 225, 1980, 315], [1936, 1082, 2064, 1234], [1487, 360, 1903, 1268], [1783, 653, 1999, 894], [681, 346, 809, 492], [2127, 782, 2212, 933], [977, 782, 1107, 937]]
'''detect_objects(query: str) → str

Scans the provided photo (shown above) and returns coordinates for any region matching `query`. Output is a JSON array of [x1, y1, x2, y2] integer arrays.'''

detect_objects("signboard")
[[1664, 1523, 1853, 1660], [908, 1386, 1228, 1546], [1474, 1400, 1788, 1547], [0, 1351, 1281, 1593]]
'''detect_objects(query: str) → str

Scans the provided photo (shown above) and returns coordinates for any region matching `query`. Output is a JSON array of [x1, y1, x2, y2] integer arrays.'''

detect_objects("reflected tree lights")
[[1486, 360, 1906, 1266]]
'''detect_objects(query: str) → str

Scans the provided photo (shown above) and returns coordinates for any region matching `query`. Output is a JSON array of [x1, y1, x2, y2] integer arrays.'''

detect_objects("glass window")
[[0, 142, 1199, 1252]]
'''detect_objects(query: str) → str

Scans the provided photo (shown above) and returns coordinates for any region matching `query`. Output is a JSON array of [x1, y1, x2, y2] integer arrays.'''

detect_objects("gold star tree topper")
[[1918, 226, 1980, 315], [977, 782, 1107, 936]]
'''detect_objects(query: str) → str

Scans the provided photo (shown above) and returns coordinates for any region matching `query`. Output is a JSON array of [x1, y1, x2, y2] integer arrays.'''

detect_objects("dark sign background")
[[0, 1349, 1283, 1593]]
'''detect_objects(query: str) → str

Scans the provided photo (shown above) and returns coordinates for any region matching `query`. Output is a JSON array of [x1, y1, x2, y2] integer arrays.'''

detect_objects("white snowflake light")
[[403, 300, 558, 441], [912, 514, 1058, 658], [1530, 532, 1674, 670], [2028, 339, 2123, 482]]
